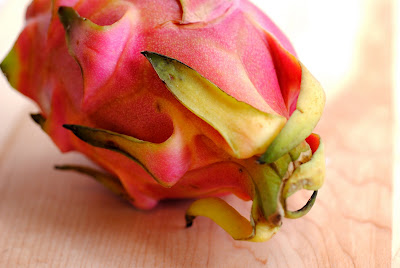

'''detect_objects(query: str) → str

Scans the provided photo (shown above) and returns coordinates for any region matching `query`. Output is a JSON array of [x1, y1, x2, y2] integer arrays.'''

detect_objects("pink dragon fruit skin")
[[1, 0, 325, 241]]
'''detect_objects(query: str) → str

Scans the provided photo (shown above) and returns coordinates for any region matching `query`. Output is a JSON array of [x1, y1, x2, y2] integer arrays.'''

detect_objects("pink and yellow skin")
[[1, 0, 325, 241]]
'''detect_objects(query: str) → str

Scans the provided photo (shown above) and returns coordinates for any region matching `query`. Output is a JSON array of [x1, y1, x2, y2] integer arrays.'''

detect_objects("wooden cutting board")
[[0, 0, 395, 267]]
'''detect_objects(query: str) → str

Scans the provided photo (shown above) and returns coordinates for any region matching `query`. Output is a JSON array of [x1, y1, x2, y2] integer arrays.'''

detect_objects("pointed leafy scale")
[[142, 51, 287, 159], [63, 124, 190, 187], [260, 63, 325, 164], [55, 164, 134, 203], [58, 6, 134, 105]]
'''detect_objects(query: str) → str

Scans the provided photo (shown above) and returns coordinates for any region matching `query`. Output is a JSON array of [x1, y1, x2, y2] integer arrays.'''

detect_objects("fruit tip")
[[58, 6, 80, 30], [256, 158, 266, 165], [54, 165, 65, 170], [57, 6, 66, 13], [0, 59, 5, 73], [185, 215, 195, 228], [258, 153, 276, 165], [140, 51, 167, 61], [30, 113, 44, 122], [140, 51, 157, 62], [54, 165, 75, 171], [0, 49, 14, 82], [30, 113, 46, 129], [62, 124, 76, 131]]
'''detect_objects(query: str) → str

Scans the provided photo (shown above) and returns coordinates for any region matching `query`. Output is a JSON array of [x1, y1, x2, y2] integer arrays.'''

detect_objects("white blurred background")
[[253, 0, 366, 101]]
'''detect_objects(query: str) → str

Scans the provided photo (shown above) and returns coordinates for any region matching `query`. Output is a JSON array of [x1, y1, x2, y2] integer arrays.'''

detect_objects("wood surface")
[[392, 0, 400, 265], [0, 0, 396, 267]]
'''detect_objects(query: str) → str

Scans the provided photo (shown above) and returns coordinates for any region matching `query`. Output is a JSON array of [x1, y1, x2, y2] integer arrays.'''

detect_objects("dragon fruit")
[[1, 0, 325, 241]]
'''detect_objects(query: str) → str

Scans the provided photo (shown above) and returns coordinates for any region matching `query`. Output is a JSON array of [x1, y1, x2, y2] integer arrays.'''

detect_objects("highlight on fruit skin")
[[1, 0, 325, 242]]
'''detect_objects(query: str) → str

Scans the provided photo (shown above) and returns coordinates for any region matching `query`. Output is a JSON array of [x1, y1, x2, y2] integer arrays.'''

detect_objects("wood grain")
[[0, 0, 394, 267], [393, 0, 400, 265]]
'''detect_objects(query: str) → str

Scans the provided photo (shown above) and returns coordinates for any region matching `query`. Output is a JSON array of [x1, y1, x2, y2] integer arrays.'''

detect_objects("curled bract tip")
[[186, 137, 325, 241], [285, 190, 318, 219]]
